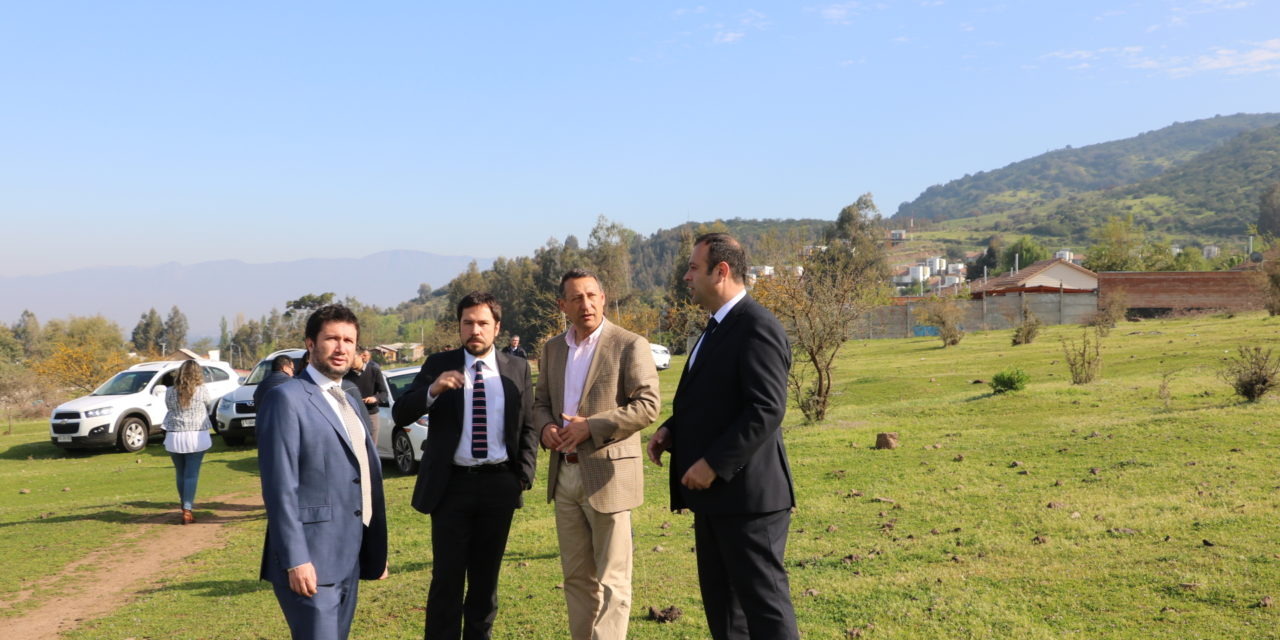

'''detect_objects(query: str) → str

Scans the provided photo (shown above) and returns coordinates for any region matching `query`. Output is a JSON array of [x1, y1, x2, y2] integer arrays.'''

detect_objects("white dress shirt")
[[452, 349, 508, 466], [305, 366, 367, 445], [561, 319, 606, 427], [689, 288, 747, 367]]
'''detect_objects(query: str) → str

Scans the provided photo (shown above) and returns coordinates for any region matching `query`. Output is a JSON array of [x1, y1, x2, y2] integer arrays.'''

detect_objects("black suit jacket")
[[253, 371, 293, 409], [392, 348, 538, 514], [345, 361, 389, 415], [662, 295, 796, 515]]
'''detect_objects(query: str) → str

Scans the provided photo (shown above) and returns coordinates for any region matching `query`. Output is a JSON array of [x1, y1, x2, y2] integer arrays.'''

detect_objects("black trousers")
[[424, 467, 521, 640], [693, 509, 799, 640]]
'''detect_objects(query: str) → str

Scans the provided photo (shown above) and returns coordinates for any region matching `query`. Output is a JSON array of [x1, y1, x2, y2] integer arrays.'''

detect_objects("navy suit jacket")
[[257, 373, 388, 585], [253, 371, 293, 409], [662, 295, 796, 515], [392, 348, 538, 514]]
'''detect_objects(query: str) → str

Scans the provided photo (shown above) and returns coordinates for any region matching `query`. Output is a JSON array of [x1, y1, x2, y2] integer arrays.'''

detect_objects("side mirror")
[[238, 376, 247, 384], [152, 384, 167, 397]]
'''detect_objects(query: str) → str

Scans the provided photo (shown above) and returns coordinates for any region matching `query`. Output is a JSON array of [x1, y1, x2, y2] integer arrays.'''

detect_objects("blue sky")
[[1, 1, 1277, 276]]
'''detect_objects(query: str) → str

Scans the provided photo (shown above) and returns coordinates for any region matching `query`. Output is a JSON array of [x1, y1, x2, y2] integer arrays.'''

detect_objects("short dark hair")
[[456, 291, 502, 323], [695, 232, 747, 283], [304, 304, 361, 343], [271, 354, 294, 372], [356, 346, 370, 355], [558, 268, 603, 298]]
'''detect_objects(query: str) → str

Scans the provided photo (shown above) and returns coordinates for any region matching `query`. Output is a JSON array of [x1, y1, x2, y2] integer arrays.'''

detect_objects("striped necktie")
[[471, 361, 488, 459], [327, 386, 372, 526]]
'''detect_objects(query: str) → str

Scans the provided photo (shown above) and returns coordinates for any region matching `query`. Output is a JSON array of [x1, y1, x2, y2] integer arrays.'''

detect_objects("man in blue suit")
[[258, 304, 389, 640]]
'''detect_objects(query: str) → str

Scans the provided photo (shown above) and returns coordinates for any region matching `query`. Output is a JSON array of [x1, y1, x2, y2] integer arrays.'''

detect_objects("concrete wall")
[[858, 291, 1100, 339]]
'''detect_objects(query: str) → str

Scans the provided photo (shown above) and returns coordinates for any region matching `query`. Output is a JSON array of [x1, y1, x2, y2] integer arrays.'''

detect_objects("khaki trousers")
[[554, 461, 632, 640]]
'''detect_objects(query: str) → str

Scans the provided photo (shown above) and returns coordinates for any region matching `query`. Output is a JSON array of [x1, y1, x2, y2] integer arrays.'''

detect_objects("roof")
[[969, 258, 1097, 294]]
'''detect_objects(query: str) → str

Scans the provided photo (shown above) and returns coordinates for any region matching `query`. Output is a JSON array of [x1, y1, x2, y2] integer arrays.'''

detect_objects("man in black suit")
[[393, 291, 538, 640], [500, 335, 527, 359], [253, 354, 296, 409], [647, 233, 799, 640]]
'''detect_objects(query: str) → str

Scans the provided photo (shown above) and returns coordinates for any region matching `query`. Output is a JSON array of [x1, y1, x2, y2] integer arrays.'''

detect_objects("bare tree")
[[754, 194, 890, 422]]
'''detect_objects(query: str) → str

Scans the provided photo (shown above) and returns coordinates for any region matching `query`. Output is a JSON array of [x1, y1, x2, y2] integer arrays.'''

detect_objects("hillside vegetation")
[[2, 312, 1278, 638], [895, 113, 1280, 244]]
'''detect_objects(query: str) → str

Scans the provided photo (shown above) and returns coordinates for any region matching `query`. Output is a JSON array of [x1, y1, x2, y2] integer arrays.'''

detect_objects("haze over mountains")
[[0, 251, 492, 339]]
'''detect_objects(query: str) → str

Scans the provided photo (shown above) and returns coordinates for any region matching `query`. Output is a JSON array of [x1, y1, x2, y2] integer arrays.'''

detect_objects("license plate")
[[56, 435, 71, 443], [242, 418, 255, 427]]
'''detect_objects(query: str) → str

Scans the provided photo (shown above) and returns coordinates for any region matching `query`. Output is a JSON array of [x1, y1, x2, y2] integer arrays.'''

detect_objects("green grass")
[[3, 312, 1280, 638]]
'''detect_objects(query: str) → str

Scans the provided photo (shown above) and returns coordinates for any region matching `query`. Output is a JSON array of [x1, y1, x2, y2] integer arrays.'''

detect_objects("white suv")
[[50, 359, 240, 453], [214, 349, 306, 446]]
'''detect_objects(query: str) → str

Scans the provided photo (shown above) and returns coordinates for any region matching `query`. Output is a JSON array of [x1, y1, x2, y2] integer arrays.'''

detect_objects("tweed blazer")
[[534, 319, 660, 513]]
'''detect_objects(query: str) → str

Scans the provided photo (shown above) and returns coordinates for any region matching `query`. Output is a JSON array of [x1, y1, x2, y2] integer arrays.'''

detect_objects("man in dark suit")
[[257, 305, 388, 640], [647, 233, 799, 640], [393, 291, 538, 640], [253, 354, 295, 408], [500, 335, 527, 359]]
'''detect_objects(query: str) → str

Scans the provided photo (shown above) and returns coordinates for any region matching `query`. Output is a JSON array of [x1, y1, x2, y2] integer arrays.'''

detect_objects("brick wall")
[[1097, 271, 1265, 311]]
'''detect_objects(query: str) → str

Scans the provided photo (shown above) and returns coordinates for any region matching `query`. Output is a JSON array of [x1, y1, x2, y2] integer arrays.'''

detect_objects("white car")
[[377, 365, 429, 475], [50, 359, 240, 452], [214, 349, 306, 446], [650, 344, 671, 370]]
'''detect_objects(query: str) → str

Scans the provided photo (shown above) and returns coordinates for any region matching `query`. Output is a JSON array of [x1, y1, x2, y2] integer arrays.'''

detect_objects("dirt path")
[[7, 492, 264, 640]]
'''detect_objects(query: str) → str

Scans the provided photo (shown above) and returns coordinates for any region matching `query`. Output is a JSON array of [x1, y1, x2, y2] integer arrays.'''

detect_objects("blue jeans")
[[170, 451, 206, 510]]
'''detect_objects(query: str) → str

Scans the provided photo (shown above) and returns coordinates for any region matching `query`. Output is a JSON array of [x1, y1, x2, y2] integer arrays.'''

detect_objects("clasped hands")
[[541, 413, 590, 453]]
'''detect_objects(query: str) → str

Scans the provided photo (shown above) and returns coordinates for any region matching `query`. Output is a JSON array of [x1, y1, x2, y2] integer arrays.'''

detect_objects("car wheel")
[[392, 430, 418, 475], [117, 417, 149, 453], [222, 433, 246, 447]]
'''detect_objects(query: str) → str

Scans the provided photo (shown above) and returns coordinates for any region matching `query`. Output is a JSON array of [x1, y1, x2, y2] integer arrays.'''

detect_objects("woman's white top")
[[162, 385, 213, 454]]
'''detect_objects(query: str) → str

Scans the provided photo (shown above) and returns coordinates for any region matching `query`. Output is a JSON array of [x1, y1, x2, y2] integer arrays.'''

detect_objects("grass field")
[[2, 311, 1279, 638]]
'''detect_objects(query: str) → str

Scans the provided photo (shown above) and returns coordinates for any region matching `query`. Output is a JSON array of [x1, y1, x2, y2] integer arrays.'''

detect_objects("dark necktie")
[[471, 361, 488, 459], [690, 316, 719, 367]]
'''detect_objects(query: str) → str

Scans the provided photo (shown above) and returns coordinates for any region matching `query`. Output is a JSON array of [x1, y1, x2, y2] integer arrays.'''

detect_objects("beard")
[[464, 338, 492, 357], [310, 356, 351, 381]]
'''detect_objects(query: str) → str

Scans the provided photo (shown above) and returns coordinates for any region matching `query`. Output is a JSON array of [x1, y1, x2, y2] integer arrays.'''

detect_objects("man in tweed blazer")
[[534, 268, 661, 640]]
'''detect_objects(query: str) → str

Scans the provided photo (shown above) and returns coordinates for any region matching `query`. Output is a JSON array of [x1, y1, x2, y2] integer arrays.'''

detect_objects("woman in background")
[[163, 360, 213, 524]]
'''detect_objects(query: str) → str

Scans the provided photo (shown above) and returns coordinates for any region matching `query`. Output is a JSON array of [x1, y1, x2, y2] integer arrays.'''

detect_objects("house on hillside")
[[374, 342, 425, 364], [969, 258, 1098, 298]]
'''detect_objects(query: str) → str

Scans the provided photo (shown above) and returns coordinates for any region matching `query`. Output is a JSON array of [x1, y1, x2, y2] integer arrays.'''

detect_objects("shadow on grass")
[[138, 578, 270, 598], [0, 500, 264, 529]]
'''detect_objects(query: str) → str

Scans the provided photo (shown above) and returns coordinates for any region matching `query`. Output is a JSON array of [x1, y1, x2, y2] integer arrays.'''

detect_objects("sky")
[[1, 1, 1277, 277]]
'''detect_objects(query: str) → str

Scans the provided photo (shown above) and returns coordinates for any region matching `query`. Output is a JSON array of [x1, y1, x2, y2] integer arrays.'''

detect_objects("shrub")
[[1220, 345, 1280, 402], [1087, 290, 1129, 337], [1012, 307, 1042, 346], [990, 368, 1030, 394], [1061, 327, 1103, 384], [914, 296, 965, 347]]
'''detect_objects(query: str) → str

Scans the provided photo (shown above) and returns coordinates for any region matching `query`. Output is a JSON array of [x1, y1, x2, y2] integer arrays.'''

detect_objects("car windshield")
[[243, 361, 274, 385], [387, 372, 418, 402], [91, 371, 157, 396]]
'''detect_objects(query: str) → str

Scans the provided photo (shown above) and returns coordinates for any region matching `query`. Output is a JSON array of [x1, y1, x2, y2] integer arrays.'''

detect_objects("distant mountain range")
[[0, 250, 492, 339], [893, 113, 1280, 242]]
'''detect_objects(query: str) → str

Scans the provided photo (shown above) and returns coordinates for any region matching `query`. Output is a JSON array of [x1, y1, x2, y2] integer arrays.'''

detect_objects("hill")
[[894, 113, 1280, 241]]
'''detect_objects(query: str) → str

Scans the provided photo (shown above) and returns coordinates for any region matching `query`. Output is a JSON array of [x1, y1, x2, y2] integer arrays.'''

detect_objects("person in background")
[[345, 347, 389, 442], [501, 335, 527, 359], [254, 354, 296, 408], [163, 359, 214, 525]]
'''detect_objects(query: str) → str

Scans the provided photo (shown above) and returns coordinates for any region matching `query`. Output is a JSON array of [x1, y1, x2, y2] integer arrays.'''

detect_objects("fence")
[[860, 291, 1100, 339]]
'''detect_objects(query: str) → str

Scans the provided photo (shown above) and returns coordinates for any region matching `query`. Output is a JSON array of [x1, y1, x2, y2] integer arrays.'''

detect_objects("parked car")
[[377, 365, 429, 475], [214, 349, 305, 446], [650, 343, 671, 370], [50, 359, 240, 452]]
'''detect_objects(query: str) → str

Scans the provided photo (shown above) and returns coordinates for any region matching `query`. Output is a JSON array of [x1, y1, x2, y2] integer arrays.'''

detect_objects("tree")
[[30, 343, 131, 394], [967, 237, 1001, 280], [1258, 182, 1280, 237], [284, 292, 336, 318], [754, 194, 891, 422], [1083, 214, 1172, 272], [12, 309, 42, 358], [1000, 236, 1050, 272], [0, 326, 22, 363], [218, 316, 230, 354], [588, 215, 635, 303], [161, 306, 188, 351], [130, 308, 164, 354]]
